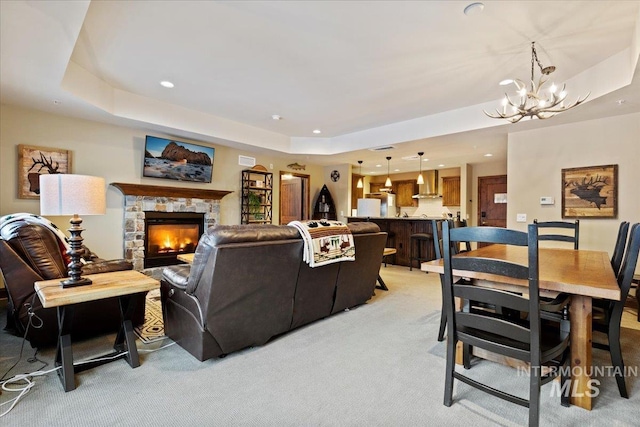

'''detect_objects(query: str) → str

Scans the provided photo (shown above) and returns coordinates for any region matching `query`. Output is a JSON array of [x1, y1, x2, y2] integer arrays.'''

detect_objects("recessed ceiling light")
[[484, 153, 493, 157], [313, 129, 321, 134], [376, 164, 382, 168], [272, 114, 282, 120], [616, 99, 626, 105], [499, 79, 513, 86], [438, 164, 445, 167], [160, 80, 174, 88], [464, 2, 484, 16], [423, 158, 429, 162], [394, 169, 400, 172]]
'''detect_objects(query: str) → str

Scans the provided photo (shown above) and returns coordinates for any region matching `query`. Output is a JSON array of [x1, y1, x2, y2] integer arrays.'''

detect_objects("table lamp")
[[39, 174, 106, 288]]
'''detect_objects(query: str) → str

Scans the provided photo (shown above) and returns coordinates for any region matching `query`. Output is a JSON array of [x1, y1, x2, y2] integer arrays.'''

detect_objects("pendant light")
[[356, 160, 363, 188], [384, 156, 392, 188], [416, 152, 424, 185]]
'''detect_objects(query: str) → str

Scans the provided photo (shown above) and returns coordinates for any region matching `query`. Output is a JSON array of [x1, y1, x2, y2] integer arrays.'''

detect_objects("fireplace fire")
[[144, 212, 204, 268]]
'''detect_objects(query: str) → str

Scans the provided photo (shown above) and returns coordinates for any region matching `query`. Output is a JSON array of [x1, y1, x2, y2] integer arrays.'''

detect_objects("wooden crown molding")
[[110, 182, 232, 200]]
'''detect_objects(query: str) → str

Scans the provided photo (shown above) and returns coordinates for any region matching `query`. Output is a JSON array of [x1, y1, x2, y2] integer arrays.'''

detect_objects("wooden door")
[[478, 175, 507, 227], [280, 173, 310, 224]]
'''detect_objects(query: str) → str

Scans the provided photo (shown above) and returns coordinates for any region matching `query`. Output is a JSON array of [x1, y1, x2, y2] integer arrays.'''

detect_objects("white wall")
[[0, 105, 325, 260], [507, 112, 640, 255]]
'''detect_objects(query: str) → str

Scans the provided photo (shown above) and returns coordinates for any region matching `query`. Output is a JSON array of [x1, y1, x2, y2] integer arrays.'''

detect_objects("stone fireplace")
[[111, 183, 232, 273]]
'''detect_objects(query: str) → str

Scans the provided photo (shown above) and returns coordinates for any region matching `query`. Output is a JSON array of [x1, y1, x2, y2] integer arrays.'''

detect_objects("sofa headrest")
[[206, 224, 301, 246], [347, 222, 381, 234], [3, 221, 67, 280]]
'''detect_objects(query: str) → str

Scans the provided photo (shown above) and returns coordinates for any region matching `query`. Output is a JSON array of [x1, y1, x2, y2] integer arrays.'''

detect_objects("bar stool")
[[409, 233, 433, 271]]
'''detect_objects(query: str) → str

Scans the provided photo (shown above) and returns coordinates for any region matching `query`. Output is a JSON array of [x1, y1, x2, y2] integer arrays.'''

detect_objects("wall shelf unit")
[[241, 169, 273, 224]]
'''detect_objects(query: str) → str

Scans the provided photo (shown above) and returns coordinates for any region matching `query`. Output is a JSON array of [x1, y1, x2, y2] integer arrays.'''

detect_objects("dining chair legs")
[[438, 278, 446, 341], [608, 324, 629, 398]]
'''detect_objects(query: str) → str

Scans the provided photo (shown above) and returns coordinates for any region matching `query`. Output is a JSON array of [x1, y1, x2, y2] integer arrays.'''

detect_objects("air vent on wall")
[[238, 155, 256, 167], [368, 146, 396, 151]]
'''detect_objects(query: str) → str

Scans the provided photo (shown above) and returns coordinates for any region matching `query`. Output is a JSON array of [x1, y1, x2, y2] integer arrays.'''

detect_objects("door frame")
[[279, 171, 310, 224]]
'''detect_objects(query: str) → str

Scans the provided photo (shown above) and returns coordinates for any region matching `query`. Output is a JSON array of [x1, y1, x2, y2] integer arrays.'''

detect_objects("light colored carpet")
[[1, 265, 639, 426]]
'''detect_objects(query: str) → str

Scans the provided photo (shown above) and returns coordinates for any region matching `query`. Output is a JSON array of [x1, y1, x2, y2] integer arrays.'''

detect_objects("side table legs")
[[54, 294, 143, 392], [55, 306, 76, 392]]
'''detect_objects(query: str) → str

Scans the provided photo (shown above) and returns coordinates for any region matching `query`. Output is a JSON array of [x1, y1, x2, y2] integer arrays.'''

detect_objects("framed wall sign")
[[561, 164, 617, 218], [18, 144, 72, 199]]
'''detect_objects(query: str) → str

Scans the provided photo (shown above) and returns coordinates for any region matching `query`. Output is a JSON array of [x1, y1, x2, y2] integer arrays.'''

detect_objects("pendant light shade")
[[416, 152, 424, 185], [384, 156, 392, 188], [356, 160, 363, 188]]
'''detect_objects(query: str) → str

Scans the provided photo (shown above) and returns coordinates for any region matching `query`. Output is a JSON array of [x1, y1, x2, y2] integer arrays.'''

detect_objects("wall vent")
[[368, 146, 396, 151], [238, 155, 256, 167]]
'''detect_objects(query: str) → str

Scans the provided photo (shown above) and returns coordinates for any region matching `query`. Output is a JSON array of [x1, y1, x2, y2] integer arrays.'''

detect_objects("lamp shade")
[[40, 174, 106, 216]]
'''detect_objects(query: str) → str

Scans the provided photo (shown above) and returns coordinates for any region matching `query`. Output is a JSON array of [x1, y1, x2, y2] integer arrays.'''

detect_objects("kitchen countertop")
[[347, 216, 447, 221]]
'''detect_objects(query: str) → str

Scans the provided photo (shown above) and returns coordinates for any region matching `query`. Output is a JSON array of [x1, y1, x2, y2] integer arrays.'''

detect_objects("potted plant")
[[248, 192, 263, 220]]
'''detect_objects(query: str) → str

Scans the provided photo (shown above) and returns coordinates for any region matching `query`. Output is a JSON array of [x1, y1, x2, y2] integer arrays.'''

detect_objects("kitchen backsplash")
[[400, 198, 459, 218]]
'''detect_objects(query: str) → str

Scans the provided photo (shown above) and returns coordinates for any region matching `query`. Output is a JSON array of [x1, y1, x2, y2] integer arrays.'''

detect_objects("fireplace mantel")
[[111, 182, 232, 200]]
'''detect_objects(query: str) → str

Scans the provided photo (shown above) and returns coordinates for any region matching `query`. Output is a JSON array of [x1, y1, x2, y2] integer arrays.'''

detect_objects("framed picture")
[[143, 135, 214, 183], [561, 164, 617, 218], [18, 144, 72, 199]]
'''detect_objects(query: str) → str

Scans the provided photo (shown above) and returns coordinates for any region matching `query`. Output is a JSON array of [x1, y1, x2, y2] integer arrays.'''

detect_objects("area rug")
[[134, 289, 166, 344]]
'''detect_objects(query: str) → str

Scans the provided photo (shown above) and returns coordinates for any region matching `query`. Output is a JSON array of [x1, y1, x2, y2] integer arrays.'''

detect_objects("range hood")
[[412, 170, 440, 199]]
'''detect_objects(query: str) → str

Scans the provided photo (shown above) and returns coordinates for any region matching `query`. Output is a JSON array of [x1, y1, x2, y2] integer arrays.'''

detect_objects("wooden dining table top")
[[421, 245, 620, 301]]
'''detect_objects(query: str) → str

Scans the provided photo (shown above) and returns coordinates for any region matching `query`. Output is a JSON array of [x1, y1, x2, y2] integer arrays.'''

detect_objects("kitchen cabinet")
[[393, 180, 418, 207], [369, 182, 384, 193], [441, 176, 461, 206]]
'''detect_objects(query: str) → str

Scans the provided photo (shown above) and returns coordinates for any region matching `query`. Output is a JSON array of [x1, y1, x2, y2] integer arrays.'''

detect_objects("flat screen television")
[[143, 135, 215, 183]]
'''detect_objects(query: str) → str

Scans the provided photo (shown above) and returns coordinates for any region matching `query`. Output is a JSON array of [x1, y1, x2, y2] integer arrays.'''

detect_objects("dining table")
[[421, 244, 620, 411]]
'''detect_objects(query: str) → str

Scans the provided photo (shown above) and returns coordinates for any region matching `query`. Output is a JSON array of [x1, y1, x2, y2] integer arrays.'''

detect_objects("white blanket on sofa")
[[288, 220, 355, 268]]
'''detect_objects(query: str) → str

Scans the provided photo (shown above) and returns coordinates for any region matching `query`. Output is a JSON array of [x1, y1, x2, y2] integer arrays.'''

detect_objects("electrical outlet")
[[516, 213, 527, 223]]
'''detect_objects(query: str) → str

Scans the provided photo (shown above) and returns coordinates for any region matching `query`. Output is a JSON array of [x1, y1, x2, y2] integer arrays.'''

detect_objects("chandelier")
[[484, 42, 589, 123]]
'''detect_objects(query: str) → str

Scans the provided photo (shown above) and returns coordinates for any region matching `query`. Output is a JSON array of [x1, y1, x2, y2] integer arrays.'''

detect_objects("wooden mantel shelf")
[[110, 182, 232, 200]]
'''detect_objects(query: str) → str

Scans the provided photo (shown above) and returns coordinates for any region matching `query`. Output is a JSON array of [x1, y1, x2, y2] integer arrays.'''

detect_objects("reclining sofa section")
[[160, 222, 386, 361]]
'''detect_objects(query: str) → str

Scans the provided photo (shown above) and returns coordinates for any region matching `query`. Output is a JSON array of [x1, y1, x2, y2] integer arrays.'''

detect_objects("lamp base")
[[60, 276, 93, 288]]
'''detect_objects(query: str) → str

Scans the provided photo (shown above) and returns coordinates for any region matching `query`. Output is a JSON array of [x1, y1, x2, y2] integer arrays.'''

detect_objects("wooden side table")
[[35, 270, 159, 392]]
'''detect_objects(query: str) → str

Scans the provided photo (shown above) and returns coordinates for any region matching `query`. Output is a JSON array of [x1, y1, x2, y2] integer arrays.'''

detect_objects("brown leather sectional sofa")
[[161, 222, 387, 361], [0, 220, 146, 347]]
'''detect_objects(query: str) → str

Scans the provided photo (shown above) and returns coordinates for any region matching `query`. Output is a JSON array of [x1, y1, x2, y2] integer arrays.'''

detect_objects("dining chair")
[[592, 223, 640, 398], [441, 222, 571, 427], [533, 219, 579, 249], [610, 221, 630, 275], [433, 219, 471, 342]]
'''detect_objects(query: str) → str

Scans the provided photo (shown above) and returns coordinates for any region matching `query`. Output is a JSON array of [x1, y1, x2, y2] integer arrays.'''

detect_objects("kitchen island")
[[347, 217, 445, 267]]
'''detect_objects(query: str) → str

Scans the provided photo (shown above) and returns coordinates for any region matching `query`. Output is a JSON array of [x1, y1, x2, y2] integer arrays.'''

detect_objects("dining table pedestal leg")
[[570, 295, 593, 410]]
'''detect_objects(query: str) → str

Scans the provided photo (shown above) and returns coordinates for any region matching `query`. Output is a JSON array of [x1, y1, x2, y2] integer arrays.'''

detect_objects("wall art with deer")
[[17, 144, 72, 199], [562, 164, 617, 218]]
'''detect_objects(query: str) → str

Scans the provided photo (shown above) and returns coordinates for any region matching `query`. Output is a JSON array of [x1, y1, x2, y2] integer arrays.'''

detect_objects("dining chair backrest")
[[433, 219, 471, 259], [611, 221, 630, 276], [613, 223, 640, 307], [442, 222, 541, 361], [533, 219, 579, 250]]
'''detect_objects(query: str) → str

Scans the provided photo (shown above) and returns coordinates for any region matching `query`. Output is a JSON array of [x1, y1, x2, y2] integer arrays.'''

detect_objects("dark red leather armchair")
[[0, 219, 146, 347]]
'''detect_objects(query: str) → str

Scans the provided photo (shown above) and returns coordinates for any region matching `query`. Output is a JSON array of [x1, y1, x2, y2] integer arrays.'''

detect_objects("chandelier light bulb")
[[550, 84, 557, 94]]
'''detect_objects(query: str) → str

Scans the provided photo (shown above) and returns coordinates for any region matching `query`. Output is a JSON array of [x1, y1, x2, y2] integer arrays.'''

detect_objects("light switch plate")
[[516, 213, 527, 223]]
